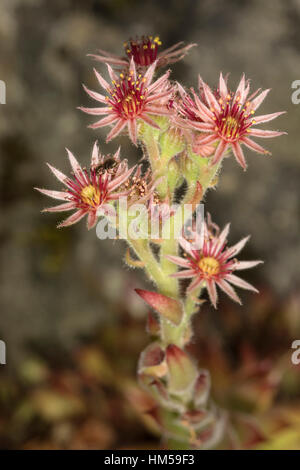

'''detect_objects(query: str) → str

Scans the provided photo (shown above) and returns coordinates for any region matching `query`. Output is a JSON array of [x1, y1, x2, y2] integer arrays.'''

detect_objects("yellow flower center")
[[198, 256, 220, 276], [221, 116, 239, 139], [81, 184, 100, 207]]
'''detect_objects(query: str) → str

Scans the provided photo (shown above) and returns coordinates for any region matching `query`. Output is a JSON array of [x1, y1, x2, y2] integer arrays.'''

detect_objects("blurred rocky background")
[[0, 0, 300, 449]]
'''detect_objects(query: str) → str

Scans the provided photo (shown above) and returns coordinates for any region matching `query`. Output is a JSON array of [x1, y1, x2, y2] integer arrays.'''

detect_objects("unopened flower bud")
[[180, 153, 200, 184], [166, 344, 197, 395], [160, 127, 186, 161], [146, 312, 160, 336], [193, 370, 211, 407], [139, 343, 167, 378], [135, 289, 183, 326]]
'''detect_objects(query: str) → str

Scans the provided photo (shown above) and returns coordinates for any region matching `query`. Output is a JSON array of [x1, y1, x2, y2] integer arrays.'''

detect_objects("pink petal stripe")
[[47, 164, 69, 186], [108, 165, 135, 191], [128, 57, 137, 81], [170, 269, 196, 279], [193, 134, 217, 146], [165, 255, 191, 268], [178, 237, 196, 257], [35, 188, 70, 201], [87, 211, 97, 230], [144, 106, 170, 116], [189, 122, 215, 132], [250, 89, 270, 111], [217, 279, 242, 304], [249, 129, 286, 138], [253, 111, 286, 124], [141, 114, 161, 129], [232, 142, 247, 170], [192, 89, 215, 120], [79, 106, 111, 115], [201, 79, 221, 112], [128, 119, 137, 145], [241, 137, 270, 155], [234, 74, 247, 104], [43, 202, 75, 213], [146, 90, 172, 103], [212, 223, 230, 255], [219, 73, 228, 100], [106, 120, 127, 141], [65, 148, 85, 185], [57, 209, 86, 228], [82, 85, 107, 103], [91, 140, 100, 166], [89, 114, 118, 129], [88, 53, 127, 67], [206, 280, 218, 308], [186, 276, 203, 293], [211, 140, 228, 166], [143, 60, 157, 87], [225, 274, 258, 293], [226, 236, 250, 258], [93, 68, 111, 92], [232, 260, 263, 270], [148, 70, 170, 93], [106, 64, 118, 83]]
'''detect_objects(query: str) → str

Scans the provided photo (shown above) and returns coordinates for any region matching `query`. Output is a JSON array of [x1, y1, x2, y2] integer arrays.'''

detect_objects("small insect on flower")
[[165, 216, 263, 308], [35, 141, 135, 229], [79, 58, 173, 146], [175, 74, 286, 169], [88, 35, 196, 69]]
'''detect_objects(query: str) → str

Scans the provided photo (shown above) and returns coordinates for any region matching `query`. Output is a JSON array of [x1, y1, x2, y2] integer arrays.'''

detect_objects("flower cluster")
[[88, 35, 196, 69], [176, 74, 286, 169], [79, 58, 172, 145], [36, 142, 134, 229], [166, 216, 262, 308], [37, 34, 287, 450]]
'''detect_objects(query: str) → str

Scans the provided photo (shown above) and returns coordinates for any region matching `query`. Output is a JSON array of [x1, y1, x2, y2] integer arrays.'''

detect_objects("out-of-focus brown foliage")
[[1, 286, 300, 450]]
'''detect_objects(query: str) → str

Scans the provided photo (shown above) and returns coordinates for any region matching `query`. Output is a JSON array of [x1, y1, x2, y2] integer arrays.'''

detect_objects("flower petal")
[[186, 276, 203, 292], [225, 274, 258, 293], [250, 89, 270, 111], [35, 188, 70, 201], [57, 209, 86, 228], [241, 137, 270, 155], [211, 140, 228, 166], [165, 255, 191, 268], [206, 280, 218, 308], [78, 106, 111, 115], [232, 260, 263, 270], [253, 111, 286, 124], [87, 211, 97, 230], [216, 279, 242, 304], [82, 85, 107, 103], [128, 119, 137, 145], [219, 73, 228, 100], [43, 202, 76, 213], [93, 67, 111, 92], [91, 140, 100, 166], [170, 269, 196, 279], [249, 129, 286, 138], [106, 119, 127, 142], [226, 235, 250, 258], [232, 142, 247, 170], [89, 114, 118, 129], [46, 164, 70, 186]]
